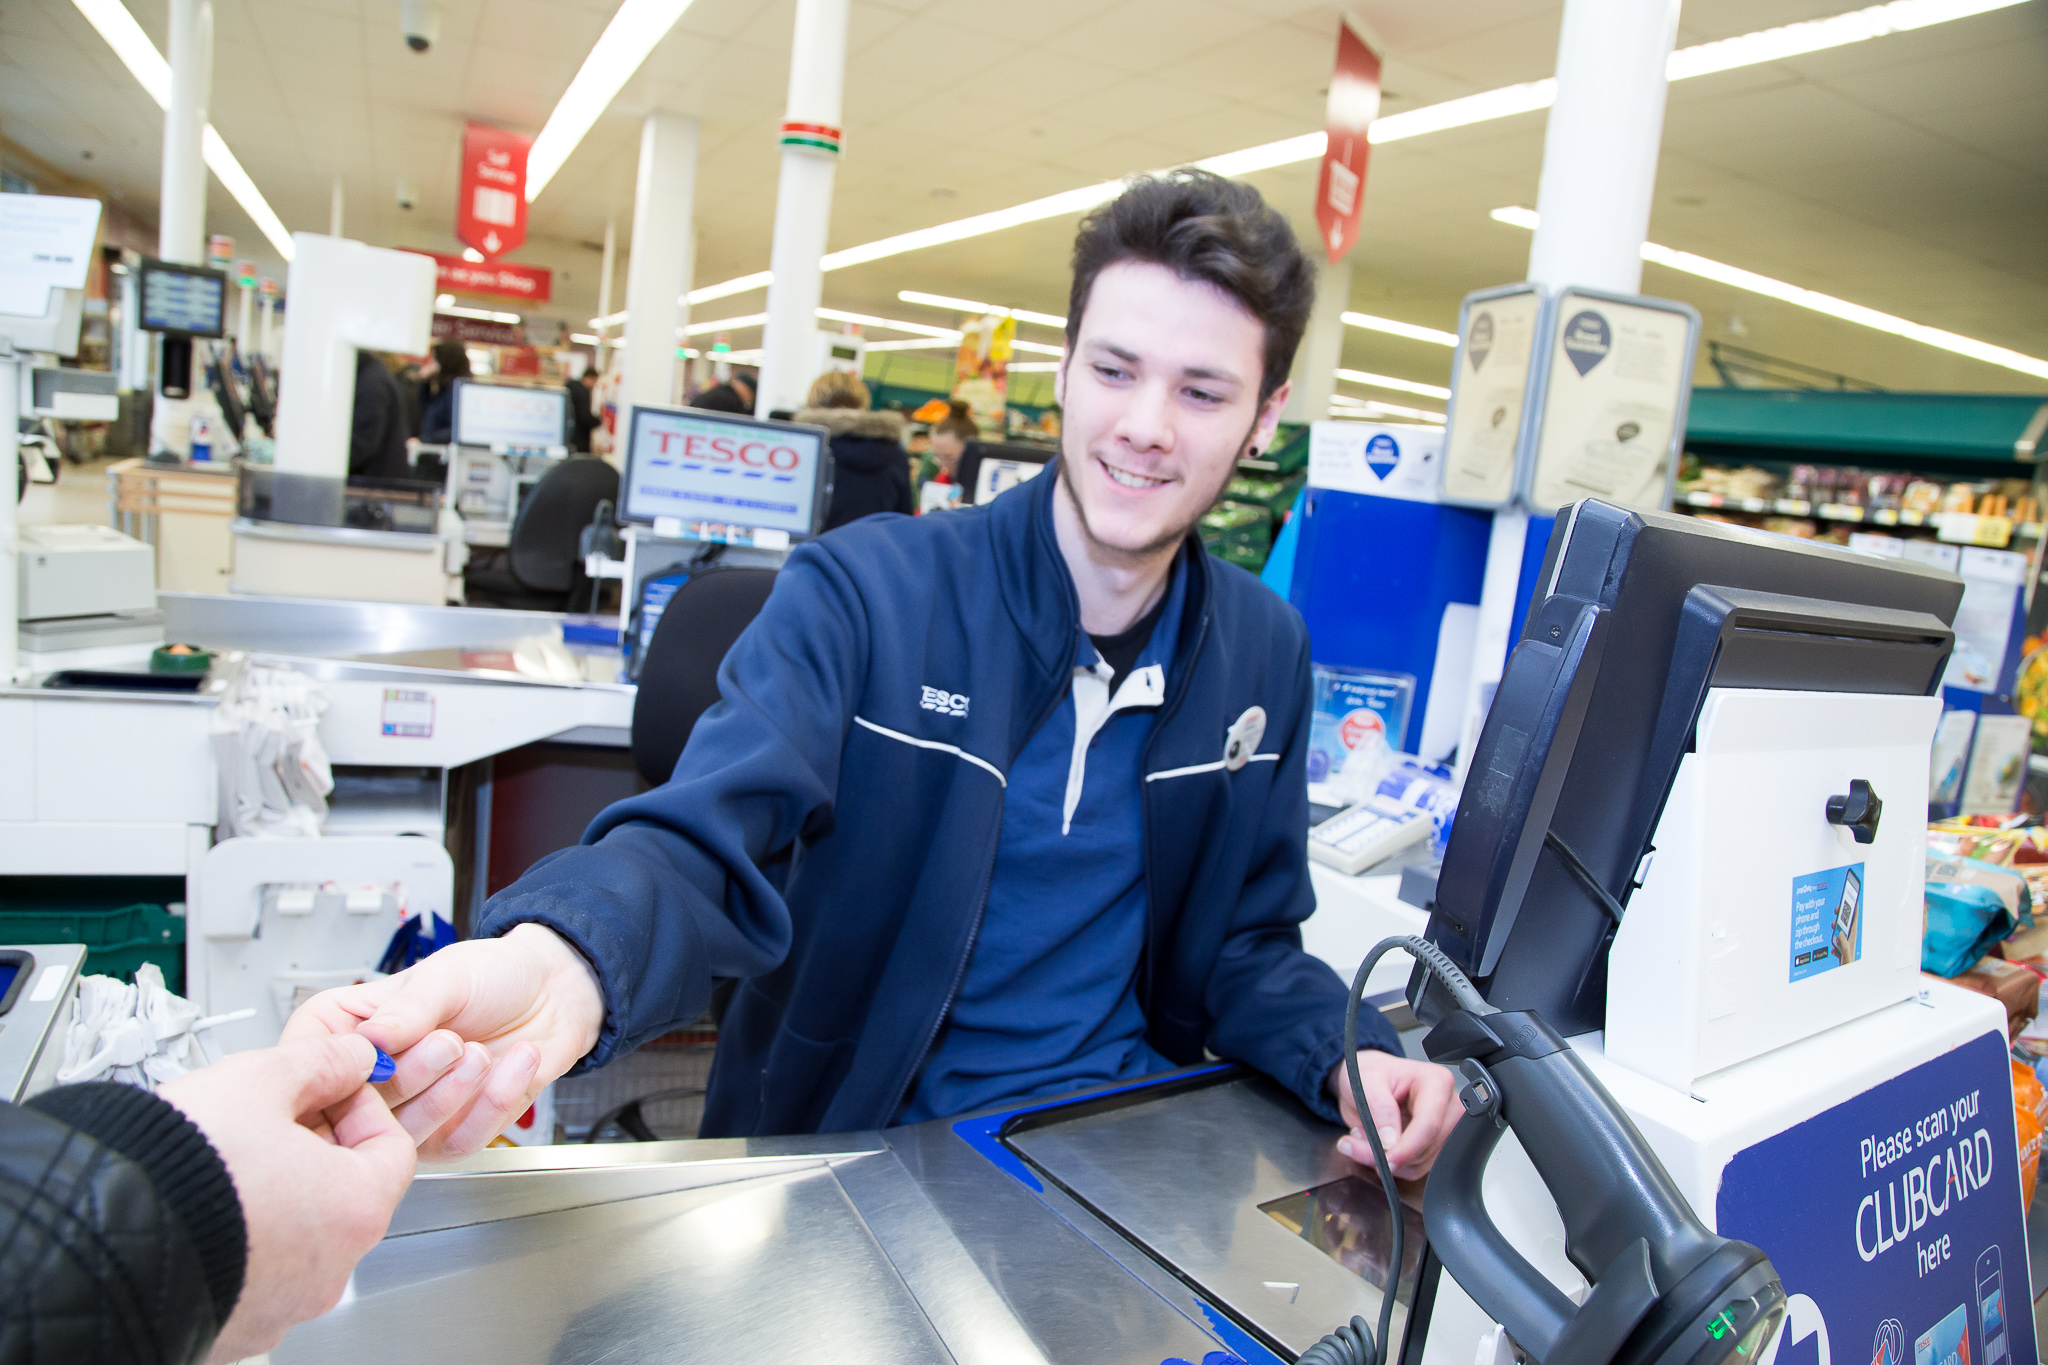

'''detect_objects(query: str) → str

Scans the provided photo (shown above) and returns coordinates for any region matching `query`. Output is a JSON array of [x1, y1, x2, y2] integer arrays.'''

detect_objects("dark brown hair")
[[933, 399, 978, 444], [1066, 169, 1314, 404]]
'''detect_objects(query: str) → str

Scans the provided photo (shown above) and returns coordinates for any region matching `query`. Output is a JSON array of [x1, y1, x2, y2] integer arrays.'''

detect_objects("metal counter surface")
[[277, 1070, 1407, 1364]]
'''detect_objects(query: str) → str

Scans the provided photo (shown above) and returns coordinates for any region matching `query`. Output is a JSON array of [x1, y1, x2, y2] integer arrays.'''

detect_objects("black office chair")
[[630, 567, 779, 786], [464, 455, 619, 611]]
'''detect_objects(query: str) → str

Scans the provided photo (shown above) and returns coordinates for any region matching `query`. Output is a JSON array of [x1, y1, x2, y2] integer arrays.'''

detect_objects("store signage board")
[[1307, 420, 1441, 504], [1315, 21, 1381, 263], [432, 314, 523, 346], [1439, 282, 1542, 509], [0, 194, 100, 318], [422, 253, 551, 304], [1522, 287, 1700, 515], [206, 234, 233, 270], [457, 122, 530, 260], [1717, 1031, 2034, 1365]]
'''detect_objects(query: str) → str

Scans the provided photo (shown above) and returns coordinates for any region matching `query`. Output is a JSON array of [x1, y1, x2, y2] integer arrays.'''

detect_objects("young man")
[[288, 170, 1463, 1177]]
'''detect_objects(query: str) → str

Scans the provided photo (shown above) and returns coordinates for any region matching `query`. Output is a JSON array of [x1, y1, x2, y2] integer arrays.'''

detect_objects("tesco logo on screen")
[[655, 430, 802, 469]]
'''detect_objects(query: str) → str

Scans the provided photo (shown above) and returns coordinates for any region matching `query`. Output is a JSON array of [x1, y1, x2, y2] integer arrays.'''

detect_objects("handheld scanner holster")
[[1421, 1009, 1786, 1365]]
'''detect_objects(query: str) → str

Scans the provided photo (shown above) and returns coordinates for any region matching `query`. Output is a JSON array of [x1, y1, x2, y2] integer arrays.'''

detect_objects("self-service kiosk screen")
[[622, 405, 830, 539], [452, 381, 569, 449]]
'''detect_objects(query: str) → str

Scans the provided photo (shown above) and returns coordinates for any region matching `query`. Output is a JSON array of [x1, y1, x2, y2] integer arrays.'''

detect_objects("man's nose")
[[1114, 379, 1175, 455]]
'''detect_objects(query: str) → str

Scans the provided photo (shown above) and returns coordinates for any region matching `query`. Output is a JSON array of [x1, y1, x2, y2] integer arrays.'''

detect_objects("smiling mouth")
[[1098, 455, 1172, 491]]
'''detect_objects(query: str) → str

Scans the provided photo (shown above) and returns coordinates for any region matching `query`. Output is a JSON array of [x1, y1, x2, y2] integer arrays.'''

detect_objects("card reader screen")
[[623, 407, 826, 537], [0, 961, 17, 1014]]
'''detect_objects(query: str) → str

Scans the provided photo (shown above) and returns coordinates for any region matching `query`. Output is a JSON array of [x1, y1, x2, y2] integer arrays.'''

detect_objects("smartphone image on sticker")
[[1831, 866, 1863, 965], [1978, 1246, 2007, 1365], [1917, 1303, 1972, 1365]]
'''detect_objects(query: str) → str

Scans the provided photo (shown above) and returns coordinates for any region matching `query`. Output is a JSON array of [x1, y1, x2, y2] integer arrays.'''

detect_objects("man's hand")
[[156, 1034, 416, 1364], [282, 924, 605, 1160], [1326, 1051, 1465, 1180]]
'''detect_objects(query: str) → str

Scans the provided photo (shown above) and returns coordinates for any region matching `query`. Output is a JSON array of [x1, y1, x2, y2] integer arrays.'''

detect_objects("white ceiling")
[[4, 0, 2045, 398]]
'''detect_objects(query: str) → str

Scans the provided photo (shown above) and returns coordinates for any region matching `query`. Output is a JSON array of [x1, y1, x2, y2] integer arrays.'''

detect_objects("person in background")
[[690, 370, 755, 415], [567, 366, 599, 452], [349, 351, 409, 481], [417, 341, 471, 446], [916, 400, 979, 510], [0, 1033, 419, 1365], [801, 371, 915, 531]]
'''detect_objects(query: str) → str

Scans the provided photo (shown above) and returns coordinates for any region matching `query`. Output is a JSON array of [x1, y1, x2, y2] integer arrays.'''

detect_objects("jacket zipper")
[[1136, 556, 1214, 1018]]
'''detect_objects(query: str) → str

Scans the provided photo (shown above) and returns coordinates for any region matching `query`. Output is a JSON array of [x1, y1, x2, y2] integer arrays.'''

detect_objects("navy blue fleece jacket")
[[477, 461, 1396, 1135]]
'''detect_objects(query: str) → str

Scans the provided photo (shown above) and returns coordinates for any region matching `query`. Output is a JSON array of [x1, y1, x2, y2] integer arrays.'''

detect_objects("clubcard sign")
[[1308, 421, 1442, 504], [1315, 21, 1381, 263], [457, 122, 530, 260], [1717, 1032, 2033, 1365]]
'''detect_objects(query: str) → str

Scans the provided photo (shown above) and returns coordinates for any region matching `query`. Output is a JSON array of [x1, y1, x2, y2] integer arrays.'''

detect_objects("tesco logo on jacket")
[[653, 430, 803, 470]]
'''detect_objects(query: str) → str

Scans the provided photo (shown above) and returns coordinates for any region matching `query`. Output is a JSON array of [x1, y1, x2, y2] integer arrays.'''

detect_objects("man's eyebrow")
[[1082, 339, 1243, 386]]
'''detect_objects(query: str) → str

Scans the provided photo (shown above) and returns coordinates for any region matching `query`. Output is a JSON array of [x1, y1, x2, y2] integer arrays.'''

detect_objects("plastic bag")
[[2013, 1059, 2045, 1211], [58, 964, 215, 1090]]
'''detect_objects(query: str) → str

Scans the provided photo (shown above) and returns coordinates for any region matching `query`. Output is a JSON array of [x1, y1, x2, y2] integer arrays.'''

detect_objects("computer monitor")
[[1417, 499, 1962, 1035], [451, 379, 569, 450], [137, 259, 226, 337], [958, 441, 1055, 505], [620, 403, 832, 543]]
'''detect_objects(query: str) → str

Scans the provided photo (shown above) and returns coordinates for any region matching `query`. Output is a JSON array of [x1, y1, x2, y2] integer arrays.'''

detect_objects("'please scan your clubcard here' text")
[[1857, 1088, 1995, 1274]]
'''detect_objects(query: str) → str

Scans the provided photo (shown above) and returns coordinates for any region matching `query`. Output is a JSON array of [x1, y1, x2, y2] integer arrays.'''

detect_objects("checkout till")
[[3, 223, 2037, 1365]]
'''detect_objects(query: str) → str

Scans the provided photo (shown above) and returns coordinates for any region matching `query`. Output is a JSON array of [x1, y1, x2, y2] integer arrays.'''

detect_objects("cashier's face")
[[1055, 262, 1288, 560]]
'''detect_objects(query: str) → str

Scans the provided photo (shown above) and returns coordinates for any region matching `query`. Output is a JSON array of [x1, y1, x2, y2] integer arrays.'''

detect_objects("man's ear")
[[1254, 379, 1292, 449]]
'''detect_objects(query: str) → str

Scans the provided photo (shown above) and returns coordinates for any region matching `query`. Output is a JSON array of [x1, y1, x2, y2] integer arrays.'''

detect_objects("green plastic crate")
[[0, 902, 185, 993]]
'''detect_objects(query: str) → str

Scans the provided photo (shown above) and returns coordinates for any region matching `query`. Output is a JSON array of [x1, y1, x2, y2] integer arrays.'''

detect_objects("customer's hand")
[[156, 1033, 416, 1364], [282, 924, 605, 1159], [1326, 1051, 1464, 1180]]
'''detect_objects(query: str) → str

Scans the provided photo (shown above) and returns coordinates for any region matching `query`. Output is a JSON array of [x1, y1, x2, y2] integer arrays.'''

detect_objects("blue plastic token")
[[369, 1046, 397, 1084]]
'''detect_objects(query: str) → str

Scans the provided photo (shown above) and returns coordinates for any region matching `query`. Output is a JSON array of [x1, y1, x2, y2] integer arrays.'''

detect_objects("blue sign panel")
[[1717, 1031, 2034, 1365], [1790, 863, 1864, 983]]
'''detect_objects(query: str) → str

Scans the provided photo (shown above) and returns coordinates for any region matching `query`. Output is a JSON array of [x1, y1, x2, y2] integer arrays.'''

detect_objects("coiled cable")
[[1299, 934, 1494, 1365]]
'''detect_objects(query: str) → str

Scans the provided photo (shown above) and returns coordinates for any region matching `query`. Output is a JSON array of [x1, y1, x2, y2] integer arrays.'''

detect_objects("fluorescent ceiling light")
[[1490, 207, 2048, 381], [571, 332, 601, 344], [898, 290, 1068, 329], [1008, 361, 1064, 372], [864, 338, 960, 352], [688, 271, 774, 306], [525, 0, 695, 202], [1343, 312, 1458, 347], [436, 294, 455, 308], [816, 307, 961, 339], [1011, 338, 1066, 357], [681, 312, 767, 337], [440, 304, 521, 324], [1336, 368, 1452, 400], [70, 0, 295, 259], [674, 0, 2019, 303], [461, 248, 485, 263], [590, 309, 629, 329]]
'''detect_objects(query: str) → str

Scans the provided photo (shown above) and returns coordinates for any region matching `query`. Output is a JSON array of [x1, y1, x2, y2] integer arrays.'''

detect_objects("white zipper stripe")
[[1144, 752, 1280, 782], [853, 715, 1007, 786]]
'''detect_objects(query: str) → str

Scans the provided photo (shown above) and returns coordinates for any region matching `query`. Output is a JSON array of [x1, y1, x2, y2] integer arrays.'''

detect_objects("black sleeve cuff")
[[27, 1082, 248, 1328]]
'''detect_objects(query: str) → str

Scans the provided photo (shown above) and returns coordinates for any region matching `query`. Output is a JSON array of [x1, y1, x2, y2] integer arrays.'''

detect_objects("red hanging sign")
[[457, 122, 531, 260], [1315, 22, 1382, 264], [419, 252, 552, 303]]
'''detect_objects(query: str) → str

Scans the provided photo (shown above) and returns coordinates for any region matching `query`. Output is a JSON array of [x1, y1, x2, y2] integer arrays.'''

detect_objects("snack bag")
[[2012, 1059, 2045, 1211]]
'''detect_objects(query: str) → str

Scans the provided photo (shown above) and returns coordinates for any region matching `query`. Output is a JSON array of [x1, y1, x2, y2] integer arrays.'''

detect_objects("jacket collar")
[[990, 457, 1214, 686]]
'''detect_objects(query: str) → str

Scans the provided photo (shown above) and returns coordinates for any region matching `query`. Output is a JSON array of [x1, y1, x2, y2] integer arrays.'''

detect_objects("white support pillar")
[[1282, 256, 1351, 423], [1526, 0, 1682, 295], [329, 176, 345, 239], [596, 215, 616, 368], [1456, 0, 1681, 784], [158, 0, 212, 264], [755, 0, 849, 417], [621, 113, 698, 417]]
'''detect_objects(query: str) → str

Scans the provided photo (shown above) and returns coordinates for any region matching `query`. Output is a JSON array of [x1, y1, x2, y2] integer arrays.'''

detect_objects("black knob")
[[1826, 779, 1882, 845]]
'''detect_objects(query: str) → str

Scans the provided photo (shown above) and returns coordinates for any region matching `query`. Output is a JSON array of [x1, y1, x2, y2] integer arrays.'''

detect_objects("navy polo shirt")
[[897, 553, 1190, 1123]]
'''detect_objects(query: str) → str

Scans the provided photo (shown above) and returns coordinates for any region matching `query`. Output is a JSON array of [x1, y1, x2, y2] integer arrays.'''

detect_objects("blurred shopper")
[[801, 371, 914, 531], [0, 1034, 417, 1365], [567, 367, 599, 452], [690, 370, 755, 414], [350, 352, 410, 480], [417, 341, 471, 445], [917, 400, 979, 511]]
